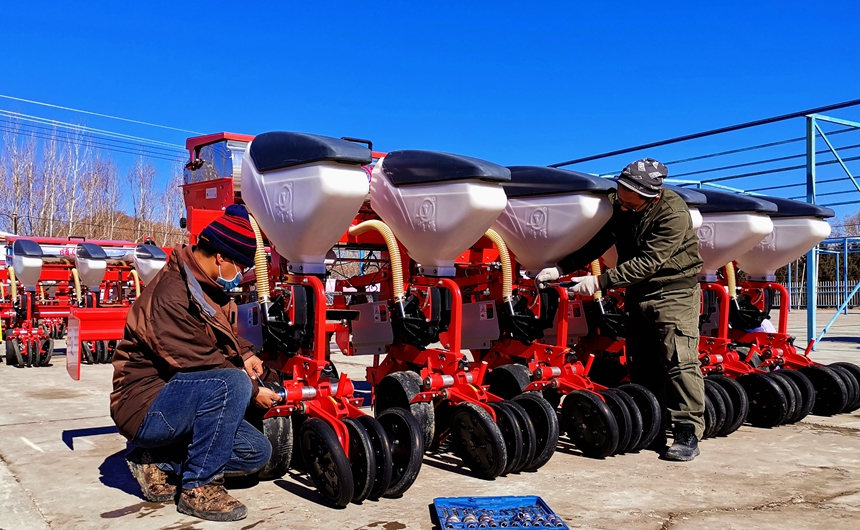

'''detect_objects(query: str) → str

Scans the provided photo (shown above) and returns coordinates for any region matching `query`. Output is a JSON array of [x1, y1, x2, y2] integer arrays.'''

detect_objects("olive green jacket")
[[558, 188, 703, 297]]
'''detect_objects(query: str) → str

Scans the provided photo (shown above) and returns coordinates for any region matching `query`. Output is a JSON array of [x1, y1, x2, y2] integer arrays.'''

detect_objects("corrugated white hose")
[[248, 214, 270, 303], [483, 229, 515, 315], [348, 220, 406, 318]]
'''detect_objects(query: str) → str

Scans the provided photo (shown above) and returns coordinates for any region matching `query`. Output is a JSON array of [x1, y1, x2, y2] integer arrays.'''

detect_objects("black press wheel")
[[737, 372, 788, 428], [486, 364, 532, 400], [341, 417, 376, 504], [617, 383, 661, 451], [39, 338, 54, 367], [831, 362, 860, 412], [256, 415, 293, 481], [449, 402, 507, 480], [511, 392, 559, 471], [26, 341, 38, 368], [82, 341, 95, 365], [705, 378, 735, 436], [768, 371, 801, 424], [561, 390, 619, 459], [375, 371, 435, 449], [609, 388, 643, 453], [828, 364, 859, 414], [502, 400, 536, 473], [106, 340, 118, 363], [489, 402, 523, 476], [703, 379, 728, 437], [356, 415, 393, 501], [299, 418, 354, 508], [598, 389, 632, 455], [774, 369, 815, 422], [6, 339, 22, 367], [707, 375, 749, 435], [703, 394, 716, 439], [800, 365, 848, 416], [97, 341, 109, 364], [377, 407, 424, 498]]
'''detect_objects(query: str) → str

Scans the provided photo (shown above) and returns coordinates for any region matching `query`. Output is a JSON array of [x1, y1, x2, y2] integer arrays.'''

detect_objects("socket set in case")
[[433, 496, 569, 529]]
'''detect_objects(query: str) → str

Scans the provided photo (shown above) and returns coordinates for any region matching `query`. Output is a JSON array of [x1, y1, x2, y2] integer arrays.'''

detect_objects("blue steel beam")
[[814, 121, 860, 192], [807, 113, 860, 129], [807, 116, 818, 348]]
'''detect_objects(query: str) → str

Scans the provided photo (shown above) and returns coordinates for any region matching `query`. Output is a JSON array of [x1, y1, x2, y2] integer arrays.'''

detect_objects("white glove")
[[534, 266, 562, 289], [567, 275, 600, 297]]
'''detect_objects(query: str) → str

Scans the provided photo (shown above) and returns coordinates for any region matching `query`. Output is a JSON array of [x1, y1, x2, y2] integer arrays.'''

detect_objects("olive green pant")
[[625, 285, 705, 439]]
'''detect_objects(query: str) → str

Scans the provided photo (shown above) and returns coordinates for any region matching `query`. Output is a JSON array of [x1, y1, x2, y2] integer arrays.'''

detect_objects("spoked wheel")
[[707, 375, 749, 435], [341, 417, 376, 504], [800, 365, 848, 416], [6, 340, 22, 367], [377, 407, 423, 498], [82, 341, 95, 365], [617, 383, 661, 451], [598, 389, 632, 455], [828, 364, 859, 414], [775, 369, 815, 422], [609, 388, 642, 453], [561, 390, 619, 459], [831, 362, 860, 413], [703, 394, 716, 439], [489, 402, 523, 476], [299, 418, 354, 508], [39, 338, 54, 367], [375, 371, 434, 449], [703, 379, 727, 437], [737, 373, 788, 428], [768, 371, 801, 424], [503, 400, 536, 473], [511, 392, 558, 471], [356, 415, 392, 501], [486, 364, 531, 400], [255, 415, 293, 480], [705, 378, 734, 436], [449, 402, 507, 479]]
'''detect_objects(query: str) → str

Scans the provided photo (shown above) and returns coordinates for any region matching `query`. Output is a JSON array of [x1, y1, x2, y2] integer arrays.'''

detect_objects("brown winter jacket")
[[110, 244, 258, 441]]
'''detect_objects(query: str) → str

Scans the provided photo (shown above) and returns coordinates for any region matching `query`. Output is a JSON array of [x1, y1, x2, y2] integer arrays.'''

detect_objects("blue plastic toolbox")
[[433, 496, 569, 529]]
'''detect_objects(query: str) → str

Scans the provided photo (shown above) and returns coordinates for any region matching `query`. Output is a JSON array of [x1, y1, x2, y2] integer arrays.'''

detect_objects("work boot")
[[125, 448, 177, 502], [664, 425, 700, 462], [177, 477, 247, 522]]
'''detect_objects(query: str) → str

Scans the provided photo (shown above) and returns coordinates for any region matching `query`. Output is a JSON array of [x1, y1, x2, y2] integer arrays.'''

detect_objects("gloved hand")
[[534, 266, 562, 289], [567, 275, 600, 297]]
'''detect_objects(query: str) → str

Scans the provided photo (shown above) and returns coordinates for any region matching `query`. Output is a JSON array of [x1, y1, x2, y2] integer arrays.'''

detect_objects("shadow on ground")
[[99, 448, 142, 498]]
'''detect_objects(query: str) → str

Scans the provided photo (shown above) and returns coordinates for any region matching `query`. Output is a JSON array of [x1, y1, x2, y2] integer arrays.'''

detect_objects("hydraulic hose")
[[71, 268, 82, 305], [348, 220, 406, 318], [248, 214, 270, 303], [483, 229, 515, 315], [725, 261, 740, 310], [129, 269, 142, 298]]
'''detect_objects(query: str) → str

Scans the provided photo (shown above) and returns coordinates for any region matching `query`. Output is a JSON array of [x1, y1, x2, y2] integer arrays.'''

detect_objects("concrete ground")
[[1, 309, 859, 530]]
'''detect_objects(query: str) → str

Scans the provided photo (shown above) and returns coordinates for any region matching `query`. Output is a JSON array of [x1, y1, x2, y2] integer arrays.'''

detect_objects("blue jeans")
[[132, 369, 272, 489]]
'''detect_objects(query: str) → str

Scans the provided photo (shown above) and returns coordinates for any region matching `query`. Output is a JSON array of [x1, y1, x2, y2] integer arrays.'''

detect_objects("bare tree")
[[127, 156, 157, 242]]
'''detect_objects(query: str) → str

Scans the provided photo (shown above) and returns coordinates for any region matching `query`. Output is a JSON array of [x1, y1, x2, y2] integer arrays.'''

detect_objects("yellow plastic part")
[[348, 220, 405, 303], [71, 268, 82, 304], [249, 214, 270, 303], [483, 229, 513, 303], [590, 259, 603, 299], [129, 269, 141, 297]]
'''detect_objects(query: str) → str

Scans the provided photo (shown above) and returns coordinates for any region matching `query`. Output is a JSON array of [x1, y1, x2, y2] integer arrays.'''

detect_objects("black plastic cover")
[[249, 132, 372, 172], [502, 166, 614, 197], [694, 188, 778, 214], [12, 239, 42, 258], [76, 243, 107, 260], [381, 150, 510, 185], [135, 244, 168, 260], [665, 185, 707, 206], [758, 196, 835, 219]]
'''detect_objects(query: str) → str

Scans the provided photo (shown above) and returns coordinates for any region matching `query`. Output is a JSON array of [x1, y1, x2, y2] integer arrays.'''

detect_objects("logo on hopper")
[[527, 207, 548, 238], [759, 232, 776, 251], [416, 197, 436, 231], [696, 223, 714, 248], [275, 183, 293, 222]]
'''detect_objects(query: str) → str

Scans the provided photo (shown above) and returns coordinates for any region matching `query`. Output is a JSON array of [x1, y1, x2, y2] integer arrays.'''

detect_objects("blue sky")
[[2, 1, 860, 215]]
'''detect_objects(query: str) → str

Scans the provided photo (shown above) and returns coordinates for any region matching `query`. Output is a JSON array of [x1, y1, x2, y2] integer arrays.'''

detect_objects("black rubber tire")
[[26, 341, 38, 368], [377, 407, 423, 498], [356, 415, 393, 501], [831, 362, 860, 412], [503, 400, 536, 473], [450, 402, 507, 479], [97, 341, 109, 364], [375, 371, 434, 449], [707, 375, 749, 435], [768, 371, 801, 424], [703, 379, 727, 438], [489, 402, 523, 476], [6, 339, 22, 367], [828, 364, 859, 414], [542, 388, 563, 410], [105, 340, 118, 363], [299, 418, 354, 508], [82, 341, 95, 365], [609, 388, 642, 453], [737, 373, 788, 428], [256, 415, 293, 480], [486, 364, 532, 400], [703, 394, 716, 439], [599, 389, 632, 455], [801, 365, 849, 416], [617, 383, 661, 451], [776, 369, 815, 422], [342, 417, 375, 504], [511, 392, 559, 471], [40, 338, 54, 367], [705, 378, 735, 437], [561, 390, 619, 459]]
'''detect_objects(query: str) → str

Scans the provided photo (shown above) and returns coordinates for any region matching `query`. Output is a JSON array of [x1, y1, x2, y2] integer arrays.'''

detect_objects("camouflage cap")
[[616, 158, 668, 198]]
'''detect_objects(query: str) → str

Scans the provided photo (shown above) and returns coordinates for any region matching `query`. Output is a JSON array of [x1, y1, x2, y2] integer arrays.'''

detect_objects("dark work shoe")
[[664, 426, 700, 462], [126, 448, 177, 502], [177, 477, 247, 522]]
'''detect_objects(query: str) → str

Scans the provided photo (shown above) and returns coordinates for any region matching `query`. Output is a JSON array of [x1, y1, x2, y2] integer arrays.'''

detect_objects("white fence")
[[776, 281, 860, 308]]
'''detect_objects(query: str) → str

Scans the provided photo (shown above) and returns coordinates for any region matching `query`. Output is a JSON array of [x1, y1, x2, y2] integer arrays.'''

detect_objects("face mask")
[[216, 262, 242, 291]]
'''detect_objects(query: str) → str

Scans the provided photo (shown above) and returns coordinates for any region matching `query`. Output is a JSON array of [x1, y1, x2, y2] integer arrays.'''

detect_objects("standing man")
[[536, 158, 705, 461], [111, 205, 281, 521]]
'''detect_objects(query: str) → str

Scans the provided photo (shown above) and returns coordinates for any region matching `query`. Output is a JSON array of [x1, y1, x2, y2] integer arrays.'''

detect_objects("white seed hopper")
[[10, 239, 43, 291], [75, 243, 108, 290], [133, 244, 169, 284]]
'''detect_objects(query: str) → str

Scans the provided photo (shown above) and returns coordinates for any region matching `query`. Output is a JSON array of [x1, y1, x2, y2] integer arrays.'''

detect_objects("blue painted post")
[[806, 116, 817, 348], [844, 238, 849, 314], [787, 261, 793, 311]]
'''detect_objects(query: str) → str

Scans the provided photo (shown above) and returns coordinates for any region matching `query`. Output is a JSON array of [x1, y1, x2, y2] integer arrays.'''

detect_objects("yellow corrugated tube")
[[71, 268, 82, 304], [9, 266, 16, 299], [129, 269, 142, 298], [725, 262, 740, 310], [348, 220, 405, 317], [590, 259, 603, 299], [248, 214, 270, 303], [483, 229, 514, 313]]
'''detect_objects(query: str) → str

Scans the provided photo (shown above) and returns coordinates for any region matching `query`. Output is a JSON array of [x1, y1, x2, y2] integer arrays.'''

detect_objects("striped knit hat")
[[198, 204, 256, 268]]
